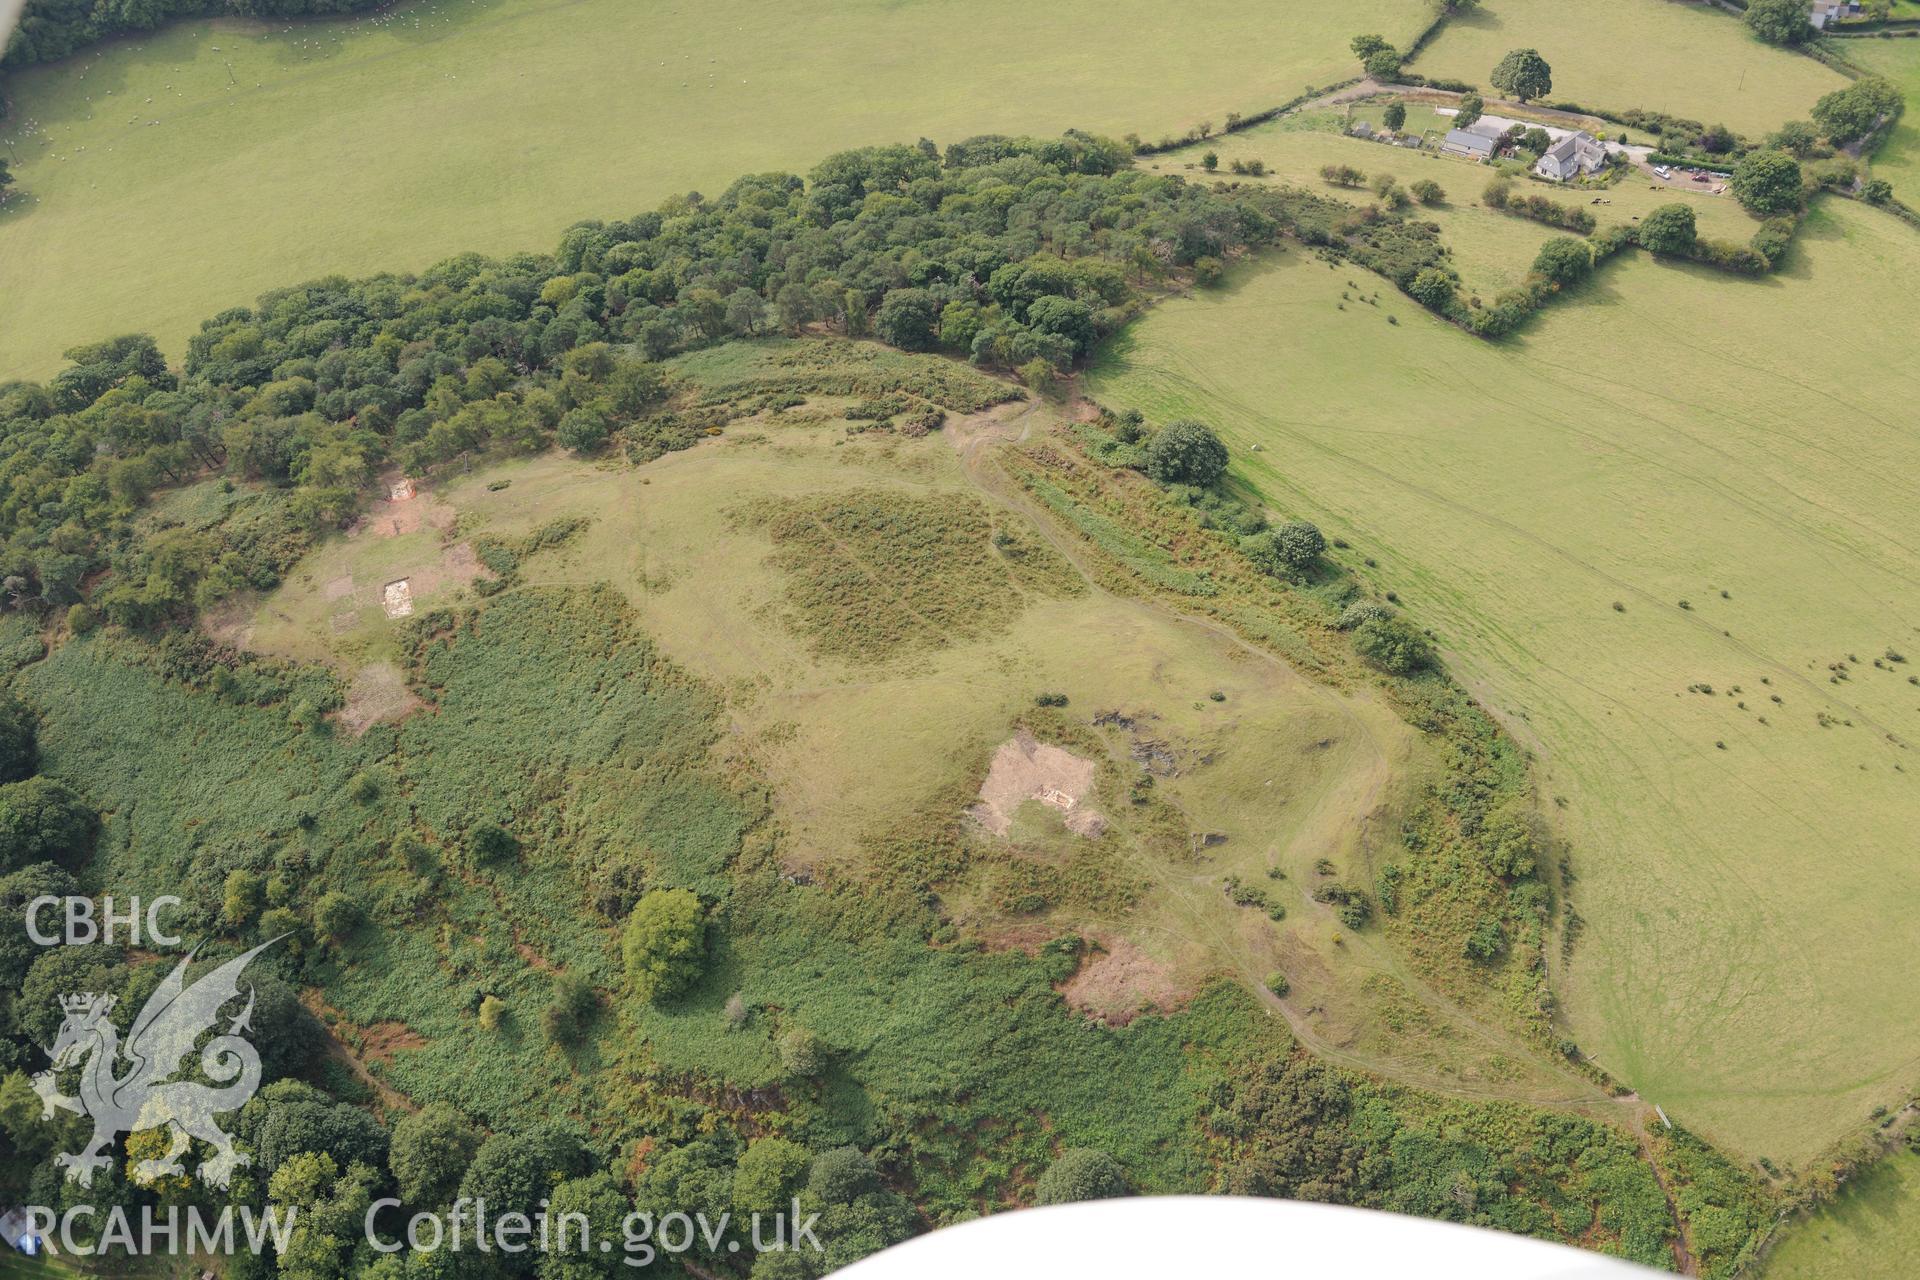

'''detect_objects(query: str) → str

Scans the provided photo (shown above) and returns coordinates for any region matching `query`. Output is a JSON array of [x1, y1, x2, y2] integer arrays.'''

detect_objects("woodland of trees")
[[1, 0, 387, 69], [0, 132, 1280, 630]]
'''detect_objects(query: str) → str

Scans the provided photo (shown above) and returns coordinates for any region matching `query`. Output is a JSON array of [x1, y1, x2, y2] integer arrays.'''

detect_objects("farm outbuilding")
[[1441, 128, 1496, 160]]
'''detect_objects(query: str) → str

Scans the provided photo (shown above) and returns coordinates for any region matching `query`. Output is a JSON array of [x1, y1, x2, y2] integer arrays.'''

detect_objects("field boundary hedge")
[[1130, 79, 1362, 155]]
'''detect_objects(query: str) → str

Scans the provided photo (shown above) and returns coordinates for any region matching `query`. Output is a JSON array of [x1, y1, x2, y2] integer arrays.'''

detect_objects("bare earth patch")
[[381, 579, 415, 619], [373, 541, 489, 624], [968, 731, 1106, 837], [1060, 937, 1191, 1025], [339, 661, 423, 735], [299, 991, 421, 1116], [200, 591, 258, 650], [514, 939, 558, 974], [352, 472, 455, 540], [359, 1020, 429, 1065]]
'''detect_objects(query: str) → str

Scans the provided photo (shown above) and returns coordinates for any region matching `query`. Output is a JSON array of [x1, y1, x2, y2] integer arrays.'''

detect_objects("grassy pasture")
[[1089, 198, 1920, 1165], [1414, 0, 1847, 136], [1349, 100, 1456, 139], [1847, 36, 1920, 198], [1142, 112, 1761, 294], [0, 0, 1433, 381], [1763, 1151, 1920, 1279]]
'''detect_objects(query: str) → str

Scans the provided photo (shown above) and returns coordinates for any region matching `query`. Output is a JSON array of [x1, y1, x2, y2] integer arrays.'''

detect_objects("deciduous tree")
[[1490, 48, 1552, 103], [1637, 203, 1698, 257], [1533, 236, 1595, 286], [0, 695, 35, 784], [1364, 48, 1403, 81], [734, 1138, 812, 1215], [874, 288, 939, 351], [1812, 76, 1904, 146], [1144, 419, 1229, 486], [1746, 0, 1814, 47], [390, 1102, 483, 1207], [1730, 150, 1803, 217], [0, 776, 94, 873]]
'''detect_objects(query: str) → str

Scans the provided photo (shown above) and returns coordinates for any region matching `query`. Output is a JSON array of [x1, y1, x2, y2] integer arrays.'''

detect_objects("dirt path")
[[299, 991, 421, 1118], [1637, 1120, 1699, 1276]]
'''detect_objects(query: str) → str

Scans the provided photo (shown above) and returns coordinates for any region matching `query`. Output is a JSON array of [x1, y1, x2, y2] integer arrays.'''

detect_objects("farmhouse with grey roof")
[[1810, 1, 1863, 30], [1535, 131, 1609, 182]]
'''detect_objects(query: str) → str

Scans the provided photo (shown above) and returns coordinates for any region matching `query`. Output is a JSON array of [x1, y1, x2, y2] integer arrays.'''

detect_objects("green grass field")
[[1142, 109, 1761, 294], [1415, 0, 1847, 136], [1348, 99, 1456, 139], [1764, 1150, 1920, 1279], [1089, 197, 1920, 1167], [0, 0, 1432, 381], [1846, 36, 1920, 200]]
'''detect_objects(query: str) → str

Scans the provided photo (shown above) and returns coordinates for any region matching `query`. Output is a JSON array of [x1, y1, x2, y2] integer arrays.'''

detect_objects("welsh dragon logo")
[[30, 938, 280, 1190]]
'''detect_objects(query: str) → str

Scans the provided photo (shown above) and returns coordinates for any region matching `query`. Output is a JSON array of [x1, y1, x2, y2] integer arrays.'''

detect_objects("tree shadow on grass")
[[1498, 244, 1790, 352]]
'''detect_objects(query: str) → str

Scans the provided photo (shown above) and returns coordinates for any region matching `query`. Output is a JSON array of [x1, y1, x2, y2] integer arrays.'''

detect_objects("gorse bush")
[[1352, 615, 1434, 676], [622, 887, 708, 1003], [1242, 521, 1327, 577], [1034, 1149, 1129, 1205]]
